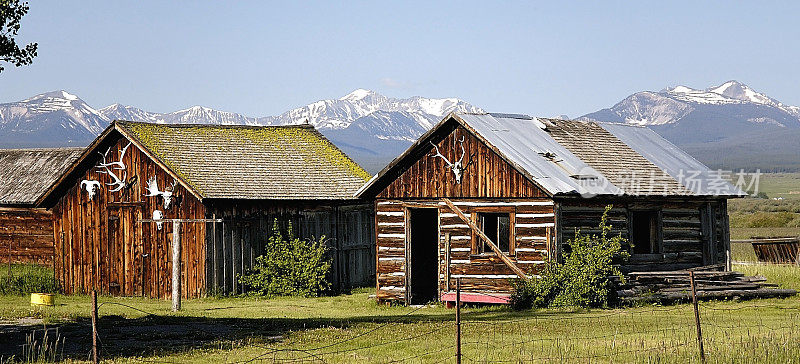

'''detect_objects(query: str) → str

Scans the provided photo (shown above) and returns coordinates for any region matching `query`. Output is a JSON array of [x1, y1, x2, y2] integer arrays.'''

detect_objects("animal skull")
[[429, 136, 468, 184], [144, 177, 178, 209], [80, 180, 102, 200], [152, 209, 164, 230]]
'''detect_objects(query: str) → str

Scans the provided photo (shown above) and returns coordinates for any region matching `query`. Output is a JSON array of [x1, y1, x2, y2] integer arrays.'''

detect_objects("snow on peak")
[[60, 90, 79, 101], [665, 85, 698, 94], [340, 89, 375, 101], [707, 80, 773, 105]]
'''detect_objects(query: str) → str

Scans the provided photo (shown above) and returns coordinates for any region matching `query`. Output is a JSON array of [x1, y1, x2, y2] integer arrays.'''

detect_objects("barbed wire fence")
[[66, 275, 799, 364]]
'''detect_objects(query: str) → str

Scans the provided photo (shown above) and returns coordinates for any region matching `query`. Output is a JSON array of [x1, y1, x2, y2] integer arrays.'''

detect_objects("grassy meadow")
[[728, 173, 800, 262], [1, 173, 798, 363], [1, 264, 799, 363]]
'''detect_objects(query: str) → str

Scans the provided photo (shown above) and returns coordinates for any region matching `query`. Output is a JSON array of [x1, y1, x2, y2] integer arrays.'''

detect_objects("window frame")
[[470, 207, 516, 257]]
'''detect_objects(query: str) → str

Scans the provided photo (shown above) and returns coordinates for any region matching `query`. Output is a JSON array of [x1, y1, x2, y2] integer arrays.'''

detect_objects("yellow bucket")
[[30, 293, 55, 306]]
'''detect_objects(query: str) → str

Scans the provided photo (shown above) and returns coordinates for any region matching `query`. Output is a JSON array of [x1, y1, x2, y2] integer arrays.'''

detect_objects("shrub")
[[238, 220, 332, 297], [0, 264, 60, 296], [510, 205, 628, 309]]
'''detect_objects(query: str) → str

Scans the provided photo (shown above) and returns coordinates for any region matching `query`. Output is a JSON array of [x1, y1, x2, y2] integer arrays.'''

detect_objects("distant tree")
[[1, 0, 37, 73]]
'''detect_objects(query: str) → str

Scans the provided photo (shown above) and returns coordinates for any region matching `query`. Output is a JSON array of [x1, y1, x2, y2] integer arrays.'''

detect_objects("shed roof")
[[118, 121, 371, 200], [357, 112, 744, 198], [41, 121, 371, 204], [0, 148, 83, 206]]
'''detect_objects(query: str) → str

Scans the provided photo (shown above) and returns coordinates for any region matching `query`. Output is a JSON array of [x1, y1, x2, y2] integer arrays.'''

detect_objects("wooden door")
[[107, 205, 143, 296]]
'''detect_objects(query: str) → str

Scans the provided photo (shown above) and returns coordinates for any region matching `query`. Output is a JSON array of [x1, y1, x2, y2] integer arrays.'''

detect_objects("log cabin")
[[356, 112, 744, 305], [38, 121, 374, 298], [0, 148, 82, 265]]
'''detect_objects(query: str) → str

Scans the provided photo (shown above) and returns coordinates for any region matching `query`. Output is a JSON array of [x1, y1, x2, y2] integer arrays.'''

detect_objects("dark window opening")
[[631, 210, 659, 255], [478, 213, 511, 254]]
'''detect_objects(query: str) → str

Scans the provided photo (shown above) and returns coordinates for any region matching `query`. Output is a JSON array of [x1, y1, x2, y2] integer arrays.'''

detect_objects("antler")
[[429, 141, 453, 167], [143, 176, 162, 197], [166, 179, 177, 192], [97, 142, 131, 170], [455, 136, 466, 164], [99, 166, 127, 192]]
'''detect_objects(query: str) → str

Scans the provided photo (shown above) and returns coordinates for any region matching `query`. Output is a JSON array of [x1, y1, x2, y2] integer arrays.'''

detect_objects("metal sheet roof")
[[600, 122, 745, 196], [356, 112, 744, 199], [457, 113, 621, 196]]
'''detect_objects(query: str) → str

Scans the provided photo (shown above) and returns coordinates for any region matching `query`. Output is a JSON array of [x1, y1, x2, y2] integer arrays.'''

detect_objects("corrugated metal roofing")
[[0, 148, 84, 205], [117, 121, 371, 200], [457, 113, 621, 196], [600, 122, 745, 196], [357, 112, 743, 198]]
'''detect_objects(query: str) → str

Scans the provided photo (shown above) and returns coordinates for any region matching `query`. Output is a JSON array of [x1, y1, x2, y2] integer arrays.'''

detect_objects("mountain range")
[[1, 80, 798, 173], [581, 80, 800, 171]]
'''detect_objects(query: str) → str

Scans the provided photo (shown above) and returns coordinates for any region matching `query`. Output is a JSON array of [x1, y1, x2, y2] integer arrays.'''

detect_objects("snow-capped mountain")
[[582, 80, 800, 129], [98, 104, 162, 123], [0, 90, 109, 147], [257, 89, 480, 130], [582, 80, 800, 171], [0, 89, 481, 164]]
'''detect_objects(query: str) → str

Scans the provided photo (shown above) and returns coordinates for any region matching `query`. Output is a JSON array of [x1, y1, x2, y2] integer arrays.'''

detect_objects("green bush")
[[511, 205, 628, 309], [238, 220, 332, 297], [0, 264, 60, 296]]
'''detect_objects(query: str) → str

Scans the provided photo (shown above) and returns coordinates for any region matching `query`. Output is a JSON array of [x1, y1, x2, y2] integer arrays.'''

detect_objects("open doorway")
[[407, 208, 439, 304], [631, 210, 659, 255]]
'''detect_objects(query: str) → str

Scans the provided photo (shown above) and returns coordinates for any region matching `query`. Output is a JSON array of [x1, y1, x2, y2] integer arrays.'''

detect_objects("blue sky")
[[2, 1, 799, 118]]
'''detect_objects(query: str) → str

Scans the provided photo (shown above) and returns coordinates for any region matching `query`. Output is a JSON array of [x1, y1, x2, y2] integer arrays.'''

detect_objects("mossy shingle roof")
[[117, 121, 370, 200], [0, 148, 83, 205]]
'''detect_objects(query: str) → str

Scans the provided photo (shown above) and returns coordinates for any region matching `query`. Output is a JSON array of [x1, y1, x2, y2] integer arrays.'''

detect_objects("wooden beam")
[[441, 198, 528, 278], [138, 218, 222, 223]]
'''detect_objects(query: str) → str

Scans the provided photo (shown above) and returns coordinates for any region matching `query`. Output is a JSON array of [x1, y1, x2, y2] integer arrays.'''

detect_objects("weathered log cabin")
[[356, 112, 743, 305], [0, 148, 82, 265], [39, 121, 374, 298]]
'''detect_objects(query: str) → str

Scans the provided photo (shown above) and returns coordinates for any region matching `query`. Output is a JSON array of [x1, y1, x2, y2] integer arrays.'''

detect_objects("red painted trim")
[[440, 292, 510, 304]]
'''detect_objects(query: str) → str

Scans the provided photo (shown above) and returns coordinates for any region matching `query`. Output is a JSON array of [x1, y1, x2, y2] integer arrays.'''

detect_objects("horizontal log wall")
[[376, 199, 555, 303], [557, 198, 728, 272], [0, 208, 54, 265], [54, 135, 206, 298]]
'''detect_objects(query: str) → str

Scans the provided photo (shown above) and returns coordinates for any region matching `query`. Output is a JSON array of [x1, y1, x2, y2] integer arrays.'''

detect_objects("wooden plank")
[[441, 198, 527, 278]]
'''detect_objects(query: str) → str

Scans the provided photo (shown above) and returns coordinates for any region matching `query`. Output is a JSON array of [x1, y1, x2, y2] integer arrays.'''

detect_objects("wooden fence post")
[[91, 290, 98, 364], [172, 220, 181, 312], [689, 271, 705, 363], [455, 278, 461, 364]]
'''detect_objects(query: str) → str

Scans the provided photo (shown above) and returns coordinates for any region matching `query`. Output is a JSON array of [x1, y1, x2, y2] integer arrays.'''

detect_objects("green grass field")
[[729, 173, 800, 254], [752, 173, 800, 201], [1, 264, 799, 363], [1, 173, 798, 363]]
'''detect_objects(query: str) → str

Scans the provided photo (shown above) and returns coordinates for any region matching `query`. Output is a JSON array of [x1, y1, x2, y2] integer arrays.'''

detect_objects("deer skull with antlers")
[[430, 136, 471, 184], [144, 177, 177, 209]]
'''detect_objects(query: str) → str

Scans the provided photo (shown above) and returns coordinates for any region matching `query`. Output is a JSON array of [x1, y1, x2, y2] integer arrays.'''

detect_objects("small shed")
[[0, 148, 82, 265], [39, 121, 374, 298], [357, 112, 744, 305]]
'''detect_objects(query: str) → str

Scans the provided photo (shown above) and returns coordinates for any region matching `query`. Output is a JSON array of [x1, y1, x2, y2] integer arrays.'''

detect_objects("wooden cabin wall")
[[53, 136, 206, 298], [375, 199, 555, 303], [204, 201, 374, 295], [0, 208, 54, 265], [377, 125, 549, 199], [557, 198, 729, 272]]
